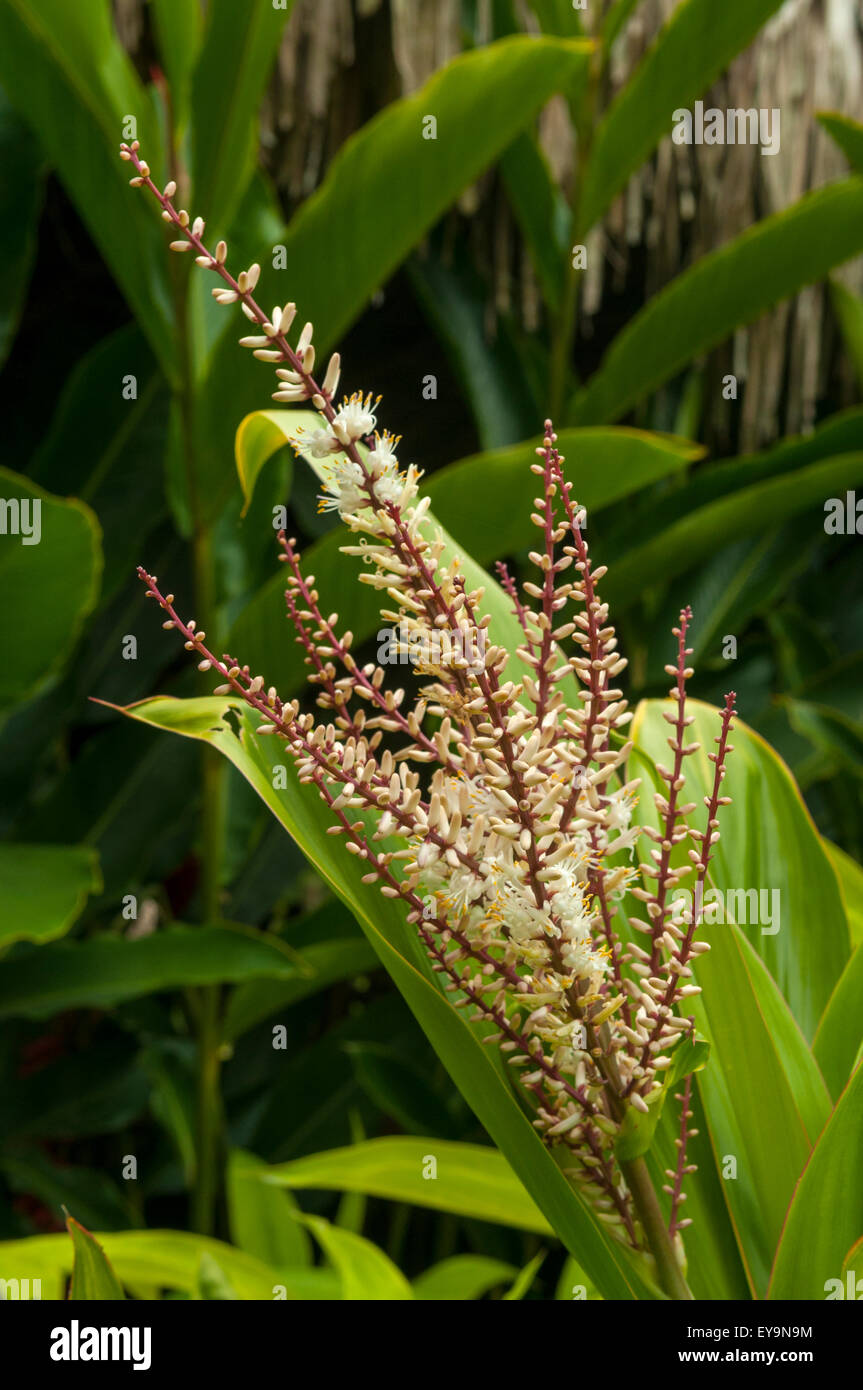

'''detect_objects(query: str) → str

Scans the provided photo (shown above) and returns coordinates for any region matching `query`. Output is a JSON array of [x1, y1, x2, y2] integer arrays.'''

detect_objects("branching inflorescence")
[[121, 141, 736, 1295]]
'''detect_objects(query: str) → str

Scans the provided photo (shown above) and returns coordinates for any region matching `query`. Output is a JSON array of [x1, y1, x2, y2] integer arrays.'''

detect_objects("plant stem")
[[168, 187, 226, 1238], [621, 1155, 693, 1300]]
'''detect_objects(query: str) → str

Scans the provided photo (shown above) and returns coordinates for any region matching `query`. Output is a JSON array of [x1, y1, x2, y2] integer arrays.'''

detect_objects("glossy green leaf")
[[195, 1253, 237, 1300], [604, 453, 863, 610], [572, 180, 863, 424], [272, 36, 591, 353], [300, 1214, 412, 1301], [631, 700, 848, 1038], [412, 1255, 515, 1301], [152, 0, 204, 130], [0, 468, 102, 714], [813, 945, 863, 1101], [408, 250, 543, 449], [264, 1136, 551, 1234], [0, 844, 101, 948], [503, 1249, 546, 1300], [824, 838, 863, 948], [817, 111, 863, 173], [223, 936, 379, 1042], [631, 701, 836, 1294], [785, 698, 863, 778], [227, 1150, 312, 1270], [768, 1063, 863, 1299], [29, 325, 168, 602], [578, 0, 785, 233], [107, 695, 657, 1299], [190, 0, 296, 233], [0, 924, 307, 1018], [0, 1230, 292, 1300], [67, 1216, 125, 1301], [500, 132, 569, 310], [0, 0, 174, 370]]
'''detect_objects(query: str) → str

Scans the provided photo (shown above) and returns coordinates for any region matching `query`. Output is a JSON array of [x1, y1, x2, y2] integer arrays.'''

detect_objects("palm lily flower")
[[121, 141, 736, 1297]]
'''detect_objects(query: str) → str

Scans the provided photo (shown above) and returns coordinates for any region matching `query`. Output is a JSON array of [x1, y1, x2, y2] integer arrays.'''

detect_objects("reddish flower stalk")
[[121, 142, 738, 1294]]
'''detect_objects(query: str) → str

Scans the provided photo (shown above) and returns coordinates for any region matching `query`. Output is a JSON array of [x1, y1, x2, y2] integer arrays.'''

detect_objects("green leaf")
[[300, 1214, 413, 1301], [823, 838, 863, 948], [503, 1249, 546, 1300], [572, 180, 863, 424], [190, 0, 296, 234], [615, 1037, 709, 1163], [830, 279, 863, 394], [408, 250, 543, 449], [602, 0, 644, 49], [813, 946, 863, 1101], [0, 87, 44, 366], [817, 111, 863, 173], [412, 1255, 515, 1300], [631, 700, 849, 1039], [29, 324, 168, 601], [0, 924, 307, 1018], [631, 702, 836, 1295], [500, 132, 569, 311], [195, 1252, 238, 1300], [263, 1137, 552, 1234], [604, 453, 863, 610], [578, 0, 785, 233], [785, 698, 863, 778], [272, 36, 591, 353], [67, 1215, 125, 1300], [0, 0, 174, 371], [227, 1149, 312, 1270], [768, 1063, 863, 1299], [0, 844, 101, 948], [152, 0, 204, 132], [0, 468, 102, 714], [223, 936, 379, 1042], [0, 1230, 292, 1300]]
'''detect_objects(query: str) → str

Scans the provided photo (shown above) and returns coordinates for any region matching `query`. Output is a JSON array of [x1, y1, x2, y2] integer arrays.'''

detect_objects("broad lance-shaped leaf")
[[263, 36, 590, 355], [0, 924, 311, 1019], [190, 0, 297, 234], [629, 703, 835, 1296], [0, 1229, 311, 1300], [413, 1255, 516, 1301], [823, 838, 863, 949], [227, 1150, 312, 1271], [818, 111, 863, 174], [577, 0, 786, 234], [67, 1215, 125, 1300], [0, 844, 101, 949], [106, 693, 659, 1301], [261, 1136, 552, 1234], [631, 700, 849, 1038], [813, 944, 863, 1101], [570, 179, 863, 425], [0, 468, 102, 717], [298, 1214, 413, 1301], [768, 1062, 863, 1299], [0, 0, 174, 371]]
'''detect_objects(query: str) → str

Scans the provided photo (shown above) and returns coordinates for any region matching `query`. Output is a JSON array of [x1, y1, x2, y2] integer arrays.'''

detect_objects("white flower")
[[332, 391, 378, 446]]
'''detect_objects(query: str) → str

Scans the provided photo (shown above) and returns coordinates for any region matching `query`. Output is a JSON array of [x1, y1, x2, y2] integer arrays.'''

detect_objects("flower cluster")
[[122, 142, 736, 1265]]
